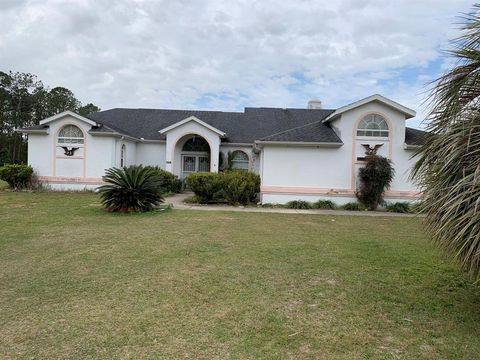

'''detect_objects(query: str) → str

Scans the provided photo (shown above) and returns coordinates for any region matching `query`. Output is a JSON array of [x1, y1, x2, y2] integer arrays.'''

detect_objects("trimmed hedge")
[[0, 164, 33, 190], [221, 171, 260, 205], [185, 172, 223, 203], [186, 171, 260, 205]]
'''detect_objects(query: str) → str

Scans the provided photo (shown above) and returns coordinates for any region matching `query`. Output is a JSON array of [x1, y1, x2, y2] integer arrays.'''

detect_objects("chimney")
[[308, 99, 322, 109]]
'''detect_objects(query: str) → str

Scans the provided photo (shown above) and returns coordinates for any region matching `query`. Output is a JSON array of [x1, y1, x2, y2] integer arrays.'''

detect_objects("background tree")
[[45, 87, 80, 115], [0, 71, 100, 165], [78, 103, 100, 117], [412, 5, 480, 281], [356, 155, 394, 211]]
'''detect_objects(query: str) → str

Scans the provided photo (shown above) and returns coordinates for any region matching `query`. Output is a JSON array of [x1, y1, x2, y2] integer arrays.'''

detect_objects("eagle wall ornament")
[[61, 146, 79, 156], [356, 144, 383, 161], [362, 144, 383, 156]]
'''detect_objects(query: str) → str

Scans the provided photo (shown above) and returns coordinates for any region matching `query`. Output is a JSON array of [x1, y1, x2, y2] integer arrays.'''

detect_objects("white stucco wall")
[[136, 142, 167, 167], [261, 145, 349, 188], [28, 133, 53, 176]]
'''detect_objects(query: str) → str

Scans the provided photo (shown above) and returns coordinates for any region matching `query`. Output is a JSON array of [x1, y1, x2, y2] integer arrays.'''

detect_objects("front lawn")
[[1, 192, 479, 359]]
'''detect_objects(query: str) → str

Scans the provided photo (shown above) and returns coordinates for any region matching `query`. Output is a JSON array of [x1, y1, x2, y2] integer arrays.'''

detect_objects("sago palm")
[[413, 5, 480, 281], [98, 165, 164, 212]]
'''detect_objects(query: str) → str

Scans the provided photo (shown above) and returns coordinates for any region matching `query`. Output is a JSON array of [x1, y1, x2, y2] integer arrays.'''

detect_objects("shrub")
[[98, 165, 164, 212], [342, 202, 365, 211], [260, 203, 286, 208], [356, 155, 395, 210], [0, 180, 9, 190], [146, 166, 180, 194], [221, 171, 260, 205], [286, 200, 313, 209], [183, 195, 200, 204], [171, 178, 184, 193], [0, 164, 33, 190], [185, 172, 223, 203], [385, 202, 412, 213], [313, 200, 336, 210]]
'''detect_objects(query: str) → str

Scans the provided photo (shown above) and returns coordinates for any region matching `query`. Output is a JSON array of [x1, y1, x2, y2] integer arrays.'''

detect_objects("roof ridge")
[[97, 107, 243, 114]]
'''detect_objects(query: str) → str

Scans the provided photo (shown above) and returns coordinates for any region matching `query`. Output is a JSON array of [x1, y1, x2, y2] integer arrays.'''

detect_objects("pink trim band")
[[261, 186, 353, 197], [38, 176, 105, 185]]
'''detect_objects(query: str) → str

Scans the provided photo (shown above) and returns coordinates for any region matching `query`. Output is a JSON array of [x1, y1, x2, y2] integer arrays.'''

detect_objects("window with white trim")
[[230, 150, 249, 171], [356, 114, 389, 138], [120, 144, 126, 167], [58, 125, 84, 144]]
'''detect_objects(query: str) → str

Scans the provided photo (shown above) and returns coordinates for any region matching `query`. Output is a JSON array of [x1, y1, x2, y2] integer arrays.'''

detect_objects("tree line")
[[0, 71, 100, 165]]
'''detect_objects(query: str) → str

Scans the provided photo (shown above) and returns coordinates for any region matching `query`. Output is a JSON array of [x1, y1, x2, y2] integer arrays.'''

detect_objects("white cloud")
[[0, 0, 473, 126]]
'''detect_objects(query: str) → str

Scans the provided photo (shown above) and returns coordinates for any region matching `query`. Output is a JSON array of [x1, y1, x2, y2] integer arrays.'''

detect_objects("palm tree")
[[98, 165, 164, 212], [413, 5, 480, 281]]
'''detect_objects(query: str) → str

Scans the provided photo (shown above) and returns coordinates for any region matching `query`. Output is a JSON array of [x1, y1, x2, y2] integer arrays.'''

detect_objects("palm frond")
[[98, 165, 164, 212], [413, 4, 480, 281]]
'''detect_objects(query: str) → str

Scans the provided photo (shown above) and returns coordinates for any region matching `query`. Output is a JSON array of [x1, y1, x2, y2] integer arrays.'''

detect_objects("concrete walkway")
[[165, 193, 421, 217]]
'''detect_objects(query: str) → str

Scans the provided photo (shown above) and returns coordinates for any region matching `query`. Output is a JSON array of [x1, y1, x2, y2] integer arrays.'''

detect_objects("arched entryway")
[[174, 134, 211, 179]]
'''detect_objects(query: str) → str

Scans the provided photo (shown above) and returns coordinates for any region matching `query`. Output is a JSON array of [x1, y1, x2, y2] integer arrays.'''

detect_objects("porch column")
[[165, 135, 174, 173], [209, 136, 220, 173]]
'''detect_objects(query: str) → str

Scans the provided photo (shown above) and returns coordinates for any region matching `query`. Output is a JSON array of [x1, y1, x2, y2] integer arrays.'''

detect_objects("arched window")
[[120, 144, 126, 167], [356, 114, 389, 137], [182, 136, 210, 152], [230, 150, 249, 171], [58, 125, 84, 144]]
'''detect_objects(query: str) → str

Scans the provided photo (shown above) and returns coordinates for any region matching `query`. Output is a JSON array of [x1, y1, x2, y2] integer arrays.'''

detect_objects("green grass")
[[1, 192, 479, 359]]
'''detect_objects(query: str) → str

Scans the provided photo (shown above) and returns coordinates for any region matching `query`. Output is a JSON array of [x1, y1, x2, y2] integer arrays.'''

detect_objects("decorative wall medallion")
[[61, 146, 79, 156]]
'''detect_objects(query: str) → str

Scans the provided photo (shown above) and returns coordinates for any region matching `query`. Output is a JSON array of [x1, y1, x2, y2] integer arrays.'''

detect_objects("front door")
[[182, 154, 210, 179]]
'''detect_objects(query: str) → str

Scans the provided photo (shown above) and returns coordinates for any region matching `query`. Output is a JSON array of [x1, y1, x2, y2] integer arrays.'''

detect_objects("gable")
[[159, 116, 226, 137], [39, 110, 98, 127], [323, 95, 416, 123]]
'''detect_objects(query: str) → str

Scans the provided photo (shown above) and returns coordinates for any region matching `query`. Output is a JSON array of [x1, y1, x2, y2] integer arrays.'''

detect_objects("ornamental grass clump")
[[98, 165, 164, 212], [285, 200, 313, 209], [313, 200, 337, 210]]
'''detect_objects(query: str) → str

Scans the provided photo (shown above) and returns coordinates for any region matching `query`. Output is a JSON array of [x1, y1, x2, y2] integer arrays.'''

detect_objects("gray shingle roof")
[[18, 124, 48, 131], [405, 127, 427, 146], [85, 107, 337, 143], [260, 120, 342, 143], [18, 107, 428, 146]]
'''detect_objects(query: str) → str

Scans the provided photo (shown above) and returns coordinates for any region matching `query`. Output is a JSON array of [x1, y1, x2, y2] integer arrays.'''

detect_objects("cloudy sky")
[[0, 0, 474, 128]]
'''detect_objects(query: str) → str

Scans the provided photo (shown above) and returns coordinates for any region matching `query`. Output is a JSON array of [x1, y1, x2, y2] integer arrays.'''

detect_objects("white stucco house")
[[19, 94, 426, 204]]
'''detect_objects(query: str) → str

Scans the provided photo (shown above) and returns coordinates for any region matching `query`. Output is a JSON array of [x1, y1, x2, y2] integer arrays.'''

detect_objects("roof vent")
[[308, 99, 322, 109]]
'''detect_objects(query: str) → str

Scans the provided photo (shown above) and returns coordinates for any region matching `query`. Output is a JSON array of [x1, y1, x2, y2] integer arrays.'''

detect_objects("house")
[[18, 94, 426, 204]]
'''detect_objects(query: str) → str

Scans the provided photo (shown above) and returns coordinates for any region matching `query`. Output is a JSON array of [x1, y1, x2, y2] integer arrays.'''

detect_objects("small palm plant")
[[98, 165, 164, 212]]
